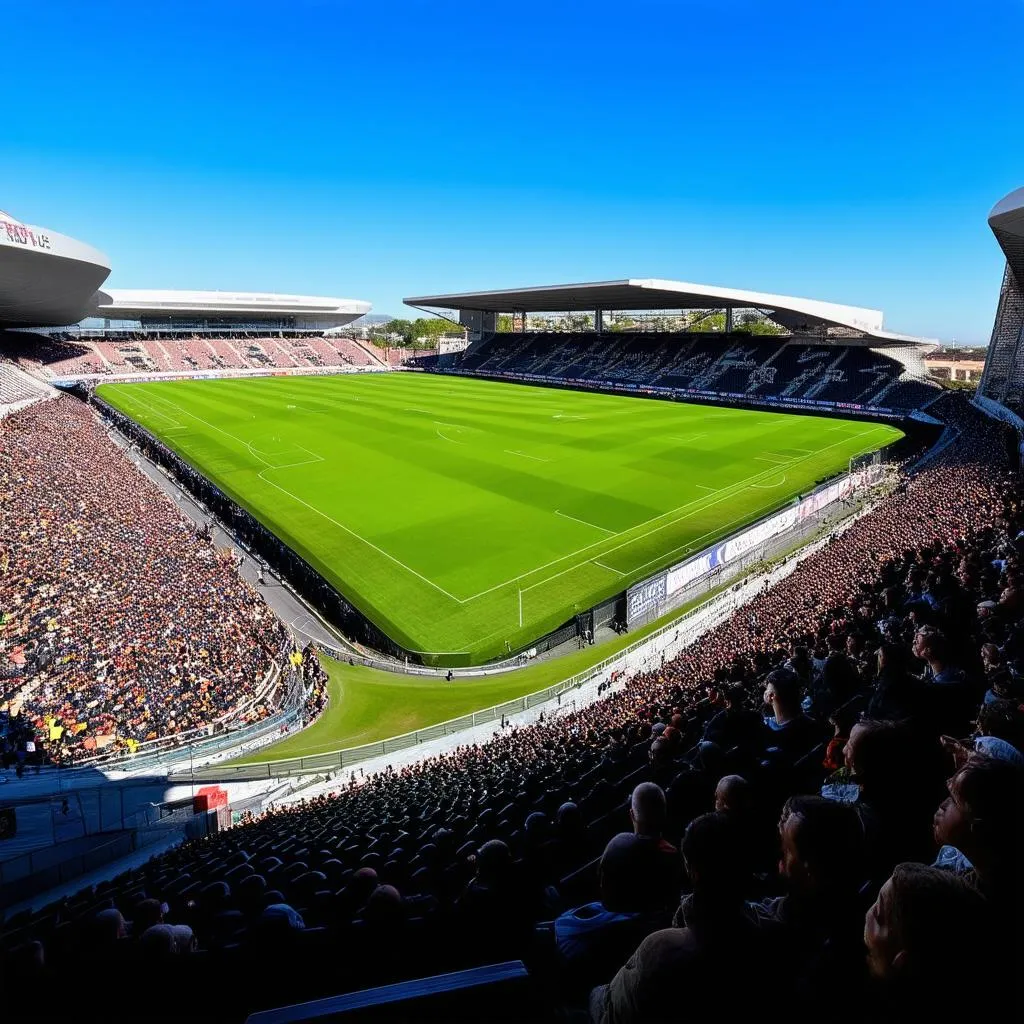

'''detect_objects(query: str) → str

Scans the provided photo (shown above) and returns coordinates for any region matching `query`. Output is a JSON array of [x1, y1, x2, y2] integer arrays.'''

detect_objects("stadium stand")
[[0, 331, 385, 380], [0, 397, 295, 761], [457, 332, 938, 412], [0, 363, 50, 413], [2, 393, 1020, 1023]]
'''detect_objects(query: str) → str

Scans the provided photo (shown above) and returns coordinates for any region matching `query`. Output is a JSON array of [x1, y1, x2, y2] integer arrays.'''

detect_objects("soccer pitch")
[[97, 373, 901, 663]]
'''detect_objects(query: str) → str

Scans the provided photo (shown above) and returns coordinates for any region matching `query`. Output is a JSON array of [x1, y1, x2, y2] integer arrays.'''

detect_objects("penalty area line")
[[555, 510, 614, 534], [255, 470, 466, 605]]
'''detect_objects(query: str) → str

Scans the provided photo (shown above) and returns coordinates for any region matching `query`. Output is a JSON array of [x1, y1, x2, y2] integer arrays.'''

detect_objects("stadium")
[[1, 187, 1022, 1023]]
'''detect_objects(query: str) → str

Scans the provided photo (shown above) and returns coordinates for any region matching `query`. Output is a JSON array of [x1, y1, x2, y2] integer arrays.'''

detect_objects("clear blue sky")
[[5, 0, 1023, 342]]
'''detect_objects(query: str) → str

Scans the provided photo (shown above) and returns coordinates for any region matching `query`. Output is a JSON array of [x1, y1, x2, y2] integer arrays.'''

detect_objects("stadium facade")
[[978, 186, 1024, 415], [78, 289, 371, 337], [0, 209, 371, 337], [0, 210, 111, 327], [405, 278, 933, 344]]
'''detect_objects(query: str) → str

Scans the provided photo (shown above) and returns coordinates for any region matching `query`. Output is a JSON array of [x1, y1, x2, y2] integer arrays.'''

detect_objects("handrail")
[[64, 661, 300, 772], [171, 583, 747, 783], [175, 479, 893, 784]]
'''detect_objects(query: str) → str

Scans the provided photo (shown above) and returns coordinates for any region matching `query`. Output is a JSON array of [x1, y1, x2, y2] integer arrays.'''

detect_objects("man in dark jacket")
[[590, 813, 768, 1024]]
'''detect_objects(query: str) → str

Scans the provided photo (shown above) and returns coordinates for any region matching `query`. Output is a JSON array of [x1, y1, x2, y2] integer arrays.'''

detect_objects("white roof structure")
[[406, 278, 931, 344], [989, 187, 1024, 287], [0, 211, 111, 327], [92, 289, 371, 325]]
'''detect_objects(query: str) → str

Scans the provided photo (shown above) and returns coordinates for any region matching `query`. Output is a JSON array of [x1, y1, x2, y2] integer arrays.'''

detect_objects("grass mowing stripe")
[[98, 374, 901, 663]]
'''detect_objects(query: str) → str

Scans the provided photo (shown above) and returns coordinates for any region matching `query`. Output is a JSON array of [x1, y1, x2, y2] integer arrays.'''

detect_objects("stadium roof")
[[1, 211, 111, 327], [989, 187, 1024, 288], [92, 289, 371, 321], [405, 278, 930, 343]]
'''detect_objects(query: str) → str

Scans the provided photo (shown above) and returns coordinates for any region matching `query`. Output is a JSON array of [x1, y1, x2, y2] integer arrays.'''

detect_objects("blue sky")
[[5, 0, 1023, 342]]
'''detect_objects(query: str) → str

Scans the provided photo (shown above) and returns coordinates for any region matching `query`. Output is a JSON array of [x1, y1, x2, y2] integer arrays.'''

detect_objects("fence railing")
[[170, 583, 750, 783], [56, 663, 306, 777], [173, 477, 897, 785]]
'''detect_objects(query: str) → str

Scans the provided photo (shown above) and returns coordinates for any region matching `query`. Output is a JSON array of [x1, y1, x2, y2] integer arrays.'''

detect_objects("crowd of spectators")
[[1, 397, 294, 760], [1, 330, 385, 380], [2, 393, 1020, 1022], [458, 331, 939, 412]]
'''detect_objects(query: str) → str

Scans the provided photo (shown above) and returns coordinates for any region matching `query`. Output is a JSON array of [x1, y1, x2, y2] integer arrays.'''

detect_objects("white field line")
[[117, 384, 890, 616], [267, 455, 324, 470], [435, 424, 467, 445], [505, 449, 550, 462], [476, 426, 883, 603], [555, 509, 614, 534], [750, 474, 788, 489], [695, 484, 719, 493], [591, 445, 872, 583], [593, 560, 626, 576], [132, 386, 274, 469], [670, 433, 707, 443], [517, 462, 795, 598], [256, 470, 466, 604], [111, 387, 187, 433], [127, 387, 467, 604], [139, 388, 325, 469], [755, 455, 792, 465]]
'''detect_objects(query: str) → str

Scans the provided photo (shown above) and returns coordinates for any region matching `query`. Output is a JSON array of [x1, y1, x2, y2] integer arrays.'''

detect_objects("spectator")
[[863, 863, 990, 1020], [701, 684, 766, 757], [838, 720, 938, 878], [590, 813, 765, 1024], [1, 398, 293, 759], [762, 670, 822, 764], [598, 783, 681, 914], [753, 795, 868, 1013], [931, 756, 1023, 920]]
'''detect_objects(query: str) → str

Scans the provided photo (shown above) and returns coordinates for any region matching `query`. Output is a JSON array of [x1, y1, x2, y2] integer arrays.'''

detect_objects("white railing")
[[175, 496, 883, 784]]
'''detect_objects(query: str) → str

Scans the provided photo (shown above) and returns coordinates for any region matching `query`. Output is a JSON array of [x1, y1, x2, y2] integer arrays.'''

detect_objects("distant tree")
[[368, 317, 462, 349], [684, 312, 726, 332], [497, 314, 515, 332], [733, 316, 785, 335], [370, 318, 413, 346], [411, 318, 463, 346], [608, 316, 637, 332]]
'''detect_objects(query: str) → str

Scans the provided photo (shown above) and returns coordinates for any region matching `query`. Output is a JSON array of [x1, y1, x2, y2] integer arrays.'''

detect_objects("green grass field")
[[98, 373, 901, 663], [240, 581, 735, 762]]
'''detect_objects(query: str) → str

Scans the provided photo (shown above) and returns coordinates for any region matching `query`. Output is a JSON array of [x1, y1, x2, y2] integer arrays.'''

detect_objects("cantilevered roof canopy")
[[990, 187, 1024, 288], [405, 278, 929, 344]]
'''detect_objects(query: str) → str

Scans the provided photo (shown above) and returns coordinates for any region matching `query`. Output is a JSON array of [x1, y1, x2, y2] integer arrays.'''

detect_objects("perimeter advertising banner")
[[626, 468, 871, 625], [626, 573, 668, 623]]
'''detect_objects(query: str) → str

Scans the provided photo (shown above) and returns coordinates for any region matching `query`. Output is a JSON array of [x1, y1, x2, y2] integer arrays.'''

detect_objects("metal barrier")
[[0, 832, 136, 908], [173, 480, 896, 785], [59, 661, 304, 775], [171, 583, 749, 783]]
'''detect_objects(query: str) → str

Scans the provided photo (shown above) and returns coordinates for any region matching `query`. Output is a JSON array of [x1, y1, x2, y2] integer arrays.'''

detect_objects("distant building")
[[0, 208, 371, 340], [436, 335, 469, 355], [924, 348, 986, 383]]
